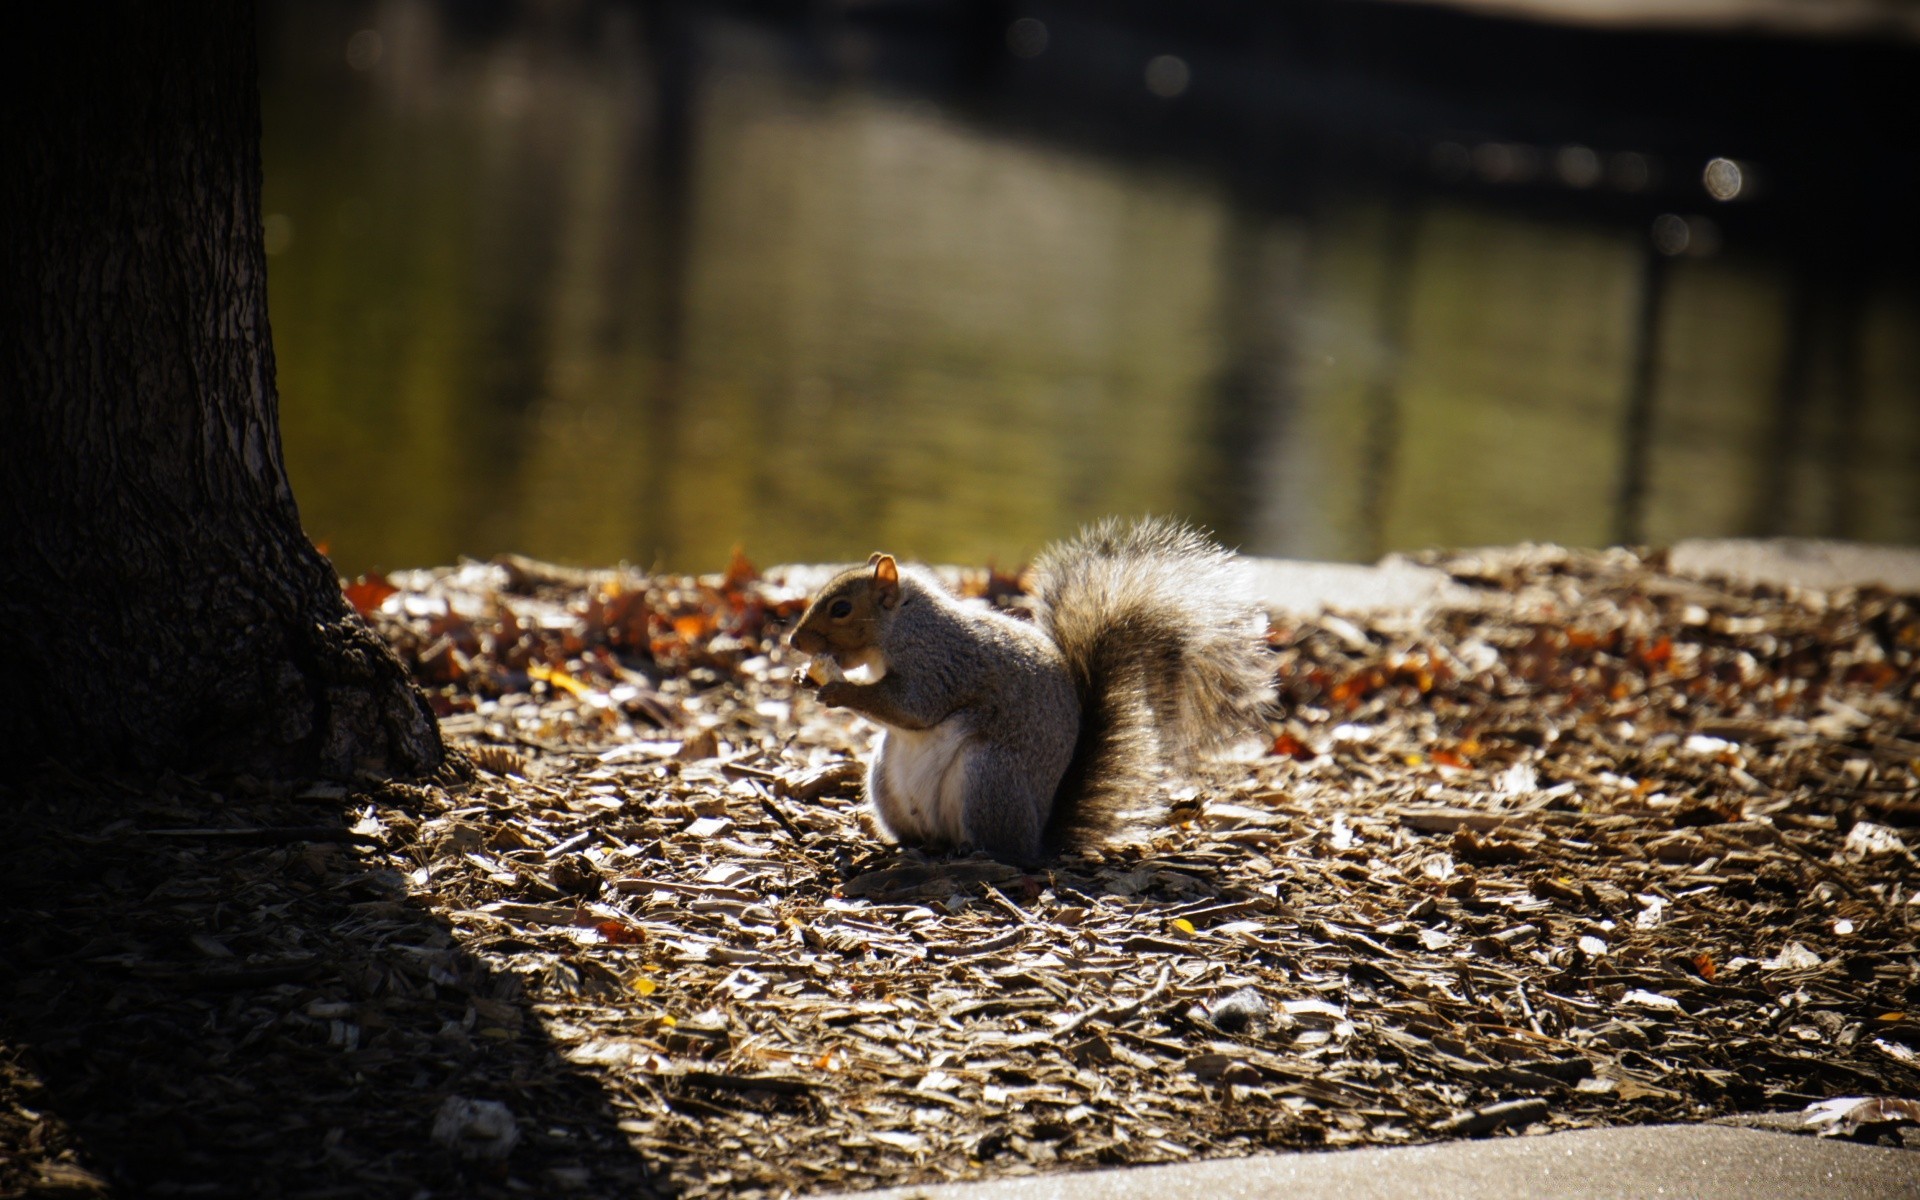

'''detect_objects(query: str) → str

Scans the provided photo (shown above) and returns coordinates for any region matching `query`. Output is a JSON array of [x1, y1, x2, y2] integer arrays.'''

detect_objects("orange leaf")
[[1848, 662, 1899, 689], [343, 574, 398, 617], [594, 920, 645, 945], [722, 544, 759, 591], [1692, 953, 1716, 980], [672, 612, 715, 641], [592, 589, 653, 650], [1272, 732, 1315, 762]]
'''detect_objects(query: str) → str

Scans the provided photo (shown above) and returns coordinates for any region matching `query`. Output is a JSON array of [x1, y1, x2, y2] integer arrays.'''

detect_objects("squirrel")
[[787, 517, 1272, 863]]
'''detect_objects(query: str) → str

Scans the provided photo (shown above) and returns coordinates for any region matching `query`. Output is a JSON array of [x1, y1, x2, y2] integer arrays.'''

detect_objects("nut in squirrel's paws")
[[802, 654, 845, 687]]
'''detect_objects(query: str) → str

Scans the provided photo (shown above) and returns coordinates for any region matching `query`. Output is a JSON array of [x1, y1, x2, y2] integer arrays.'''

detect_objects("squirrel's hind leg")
[[956, 750, 1049, 865]]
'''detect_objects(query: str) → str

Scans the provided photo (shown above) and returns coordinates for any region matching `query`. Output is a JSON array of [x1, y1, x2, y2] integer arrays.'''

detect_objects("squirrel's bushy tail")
[[1033, 517, 1273, 847]]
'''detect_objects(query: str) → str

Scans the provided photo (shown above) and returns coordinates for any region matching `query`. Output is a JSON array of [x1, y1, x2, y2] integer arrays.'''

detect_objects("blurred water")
[[261, 1, 1920, 575]]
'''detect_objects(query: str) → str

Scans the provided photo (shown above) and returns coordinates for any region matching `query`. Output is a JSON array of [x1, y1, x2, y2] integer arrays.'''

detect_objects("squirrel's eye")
[[829, 599, 853, 618]]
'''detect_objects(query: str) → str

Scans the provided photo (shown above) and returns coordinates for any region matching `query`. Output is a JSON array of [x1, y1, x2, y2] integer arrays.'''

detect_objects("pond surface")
[[261, 1, 1920, 576]]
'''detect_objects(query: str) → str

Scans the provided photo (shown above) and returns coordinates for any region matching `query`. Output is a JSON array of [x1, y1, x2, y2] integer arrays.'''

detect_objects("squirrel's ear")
[[867, 552, 885, 566], [872, 554, 900, 605]]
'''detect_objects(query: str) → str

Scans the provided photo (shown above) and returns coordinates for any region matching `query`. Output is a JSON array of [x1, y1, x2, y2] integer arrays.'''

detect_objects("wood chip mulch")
[[3, 545, 1918, 1198]]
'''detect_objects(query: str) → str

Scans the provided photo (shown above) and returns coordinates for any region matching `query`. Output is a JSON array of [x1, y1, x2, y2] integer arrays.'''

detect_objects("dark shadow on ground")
[[836, 834, 1284, 920], [0, 767, 659, 1198]]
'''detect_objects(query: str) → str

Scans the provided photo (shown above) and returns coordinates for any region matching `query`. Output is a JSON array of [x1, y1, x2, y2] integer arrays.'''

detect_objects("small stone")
[[431, 1095, 520, 1162], [1207, 986, 1273, 1035]]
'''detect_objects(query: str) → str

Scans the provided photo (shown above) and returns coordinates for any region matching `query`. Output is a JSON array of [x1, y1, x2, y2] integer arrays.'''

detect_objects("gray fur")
[[817, 563, 1079, 861], [813, 521, 1271, 862], [1032, 517, 1274, 846]]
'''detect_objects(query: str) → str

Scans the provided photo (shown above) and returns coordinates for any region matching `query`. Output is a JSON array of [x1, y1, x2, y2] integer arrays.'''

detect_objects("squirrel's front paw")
[[816, 681, 857, 708], [794, 654, 844, 691]]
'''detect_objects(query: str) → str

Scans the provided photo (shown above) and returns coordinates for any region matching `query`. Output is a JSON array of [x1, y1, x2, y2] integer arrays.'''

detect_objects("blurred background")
[[260, 0, 1920, 576]]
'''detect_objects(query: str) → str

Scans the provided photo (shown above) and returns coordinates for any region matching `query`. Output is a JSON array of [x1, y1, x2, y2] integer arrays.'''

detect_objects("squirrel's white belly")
[[872, 719, 972, 845]]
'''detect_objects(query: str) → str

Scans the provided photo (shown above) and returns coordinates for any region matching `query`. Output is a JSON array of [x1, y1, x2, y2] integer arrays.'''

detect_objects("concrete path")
[[1241, 536, 1920, 617], [1241, 557, 1475, 616], [821, 1124, 1920, 1200], [1669, 537, 1920, 593]]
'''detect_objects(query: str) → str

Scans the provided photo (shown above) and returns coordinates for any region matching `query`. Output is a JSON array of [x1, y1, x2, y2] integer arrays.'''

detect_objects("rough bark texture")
[[0, 4, 443, 779]]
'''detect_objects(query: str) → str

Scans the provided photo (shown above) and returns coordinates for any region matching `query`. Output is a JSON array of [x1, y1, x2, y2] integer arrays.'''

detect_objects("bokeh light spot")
[[1556, 145, 1602, 189], [1652, 214, 1690, 256], [1652, 214, 1721, 257], [345, 29, 383, 72], [1006, 18, 1048, 59], [1474, 142, 1538, 184], [1703, 157, 1744, 201], [1145, 55, 1190, 99]]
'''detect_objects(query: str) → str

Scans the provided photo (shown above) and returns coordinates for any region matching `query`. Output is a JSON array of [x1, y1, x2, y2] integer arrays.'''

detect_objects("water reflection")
[[261, 1, 1920, 576]]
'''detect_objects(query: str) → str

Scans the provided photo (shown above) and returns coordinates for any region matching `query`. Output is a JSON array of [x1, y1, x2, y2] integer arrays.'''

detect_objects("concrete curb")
[[815, 1124, 1920, 1200], [1241, 557, 1475, 617], [1241, 537, 1920, 618], [1669, 537, 1920, 593]]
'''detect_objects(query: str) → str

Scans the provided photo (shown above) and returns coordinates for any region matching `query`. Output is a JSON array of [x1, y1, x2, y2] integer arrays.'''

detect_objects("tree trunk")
[[0, 4, 443, 779]]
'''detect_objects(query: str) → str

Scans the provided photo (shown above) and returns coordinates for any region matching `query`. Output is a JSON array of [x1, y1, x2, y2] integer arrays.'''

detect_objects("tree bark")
[[0, 3, 443, 779]]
